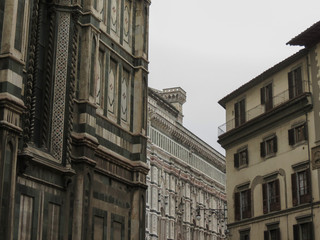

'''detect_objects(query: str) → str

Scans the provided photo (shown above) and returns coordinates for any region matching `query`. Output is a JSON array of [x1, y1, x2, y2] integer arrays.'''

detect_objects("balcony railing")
[[218, 81, 309, 136]]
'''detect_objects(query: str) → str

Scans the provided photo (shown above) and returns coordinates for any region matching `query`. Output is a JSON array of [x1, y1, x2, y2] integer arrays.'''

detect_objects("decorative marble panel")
[[51, 12, 70, 161]]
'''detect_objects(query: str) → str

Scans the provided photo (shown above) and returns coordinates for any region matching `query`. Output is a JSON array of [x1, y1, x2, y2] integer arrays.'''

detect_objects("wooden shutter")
[[305, 168, 312, 203], [262, 183, 268, 214], [303, 123, 308, 141], [234, 153, 239, 168], [291, 173, 298, 206], [275, 179, 281, 211], [273, 136, 278, 153], [266, 83, 273, 111], [264, 231, 269, 240], [293, 224, 299, 240], [261, 141, 266, 158], [295, 67, 303, 95], [240, 99, 246, 125], [235, 102, 239, 127], [275, 228, 281, 240], [261, 87, 266, 104], [246, 189, 251, 218], [245, 148, 249, 165], [288, 128, 295, 145], [288, 71, 294, 99], [308, 222, 314, 240], [235, 192, 240, 221]]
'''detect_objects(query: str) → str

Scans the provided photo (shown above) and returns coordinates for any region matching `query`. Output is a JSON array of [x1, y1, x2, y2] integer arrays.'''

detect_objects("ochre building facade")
[[0, 0, 150, 239], [218, 21, 320, 240], [147, 87, 227, 240]]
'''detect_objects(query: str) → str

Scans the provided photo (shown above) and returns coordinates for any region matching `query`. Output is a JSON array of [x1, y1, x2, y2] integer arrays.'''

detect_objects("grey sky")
[[148, 0, 320, 154]]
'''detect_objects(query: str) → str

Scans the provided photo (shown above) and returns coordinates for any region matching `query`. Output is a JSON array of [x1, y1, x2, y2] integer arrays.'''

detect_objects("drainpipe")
[[306, 54, 314, 240]]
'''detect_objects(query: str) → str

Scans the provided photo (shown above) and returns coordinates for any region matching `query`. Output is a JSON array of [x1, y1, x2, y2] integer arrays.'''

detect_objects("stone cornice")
[[149, 112, 225, 173]]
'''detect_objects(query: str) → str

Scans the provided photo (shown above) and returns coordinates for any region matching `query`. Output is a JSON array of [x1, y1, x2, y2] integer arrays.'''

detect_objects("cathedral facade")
[[0, 0, 150, 239], [146, 88, 227, 240]]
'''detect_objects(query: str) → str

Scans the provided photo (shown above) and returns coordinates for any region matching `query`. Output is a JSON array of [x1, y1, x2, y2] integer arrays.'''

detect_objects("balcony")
[[218, 80, 310, 136]]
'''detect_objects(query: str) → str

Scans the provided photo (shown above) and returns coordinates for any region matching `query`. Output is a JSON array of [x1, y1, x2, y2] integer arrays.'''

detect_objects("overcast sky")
[[148, 0, 320, 155]]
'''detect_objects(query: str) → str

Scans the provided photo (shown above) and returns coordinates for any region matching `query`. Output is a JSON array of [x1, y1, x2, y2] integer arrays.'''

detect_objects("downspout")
[[306, 54, 314, 240]]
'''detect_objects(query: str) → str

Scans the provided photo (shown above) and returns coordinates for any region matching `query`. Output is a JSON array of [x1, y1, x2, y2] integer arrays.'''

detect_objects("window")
[[261, 135, 277, 158], [262, 179, 280, 213], [288, 67, 303, 99], [240, 229, 250, 240], [261, 83, 273, 111], [264, 228, 281, 240], [293, 222, 313, 240], [235, 99, 246, 127], [235, 189, 251, 220], [288, 124, 307, 146], [292, 169, 311, 206], [234, 147, 248, 168]]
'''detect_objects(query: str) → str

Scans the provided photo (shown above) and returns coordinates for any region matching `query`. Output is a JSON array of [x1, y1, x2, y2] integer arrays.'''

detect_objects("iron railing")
[[218, 80, 309, 136]]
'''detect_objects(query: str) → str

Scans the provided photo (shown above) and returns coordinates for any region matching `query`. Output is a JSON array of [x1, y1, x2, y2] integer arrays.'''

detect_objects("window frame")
[[261, 82, 273, 112], [235, 188, 251, 221], [288, 123, 307, 146], [239, 229, 250, 240], [261, 135, 278, 158], [234, 98, 246, 128], [291, 168, 311, 206], [234, 147, 249, 169], [288, 66, 303, 99], [262, 179, 280, 214]]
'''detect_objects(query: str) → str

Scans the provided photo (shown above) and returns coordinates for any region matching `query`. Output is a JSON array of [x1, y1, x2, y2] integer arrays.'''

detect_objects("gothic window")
[[261, 135, 277, 158], [262, 179, 280, 214], [234, 147, 248, 168], [234, 98, 246, 127], [292, 169, 311, 206], [288, 67, 303, 99], [261, 82, 273, 112], [288, 123, 307, 146]]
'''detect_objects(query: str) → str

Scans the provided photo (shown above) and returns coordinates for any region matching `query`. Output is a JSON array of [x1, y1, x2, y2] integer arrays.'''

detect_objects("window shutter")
[[295, 67, 303, 95], [234, 153, 239, 168], [235, 102, 239, 127], [303, 123, 308, 141], [235, 192, 240, 221], [288, 128, 295, 146], [261, 87, 266, 104], [288, 71, 294, 99], [264, 231, 269, 240], [260, 142, 266, 158], [275, 228, 281, 240], [240, 99, 246, 125], [308, 222, 314, 240], [291, 173, 298, 206], [275, 179, 281, 211], [293, 224, 299, 240], [262, 183, 268, 214], [305, 168, 312, 203], [245, 148, 249, 165], [273, 136, 278, 153], [246, 189, 251, 218]]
